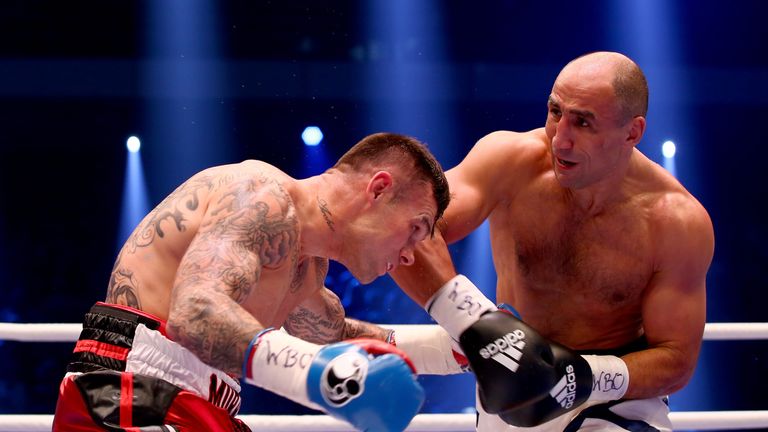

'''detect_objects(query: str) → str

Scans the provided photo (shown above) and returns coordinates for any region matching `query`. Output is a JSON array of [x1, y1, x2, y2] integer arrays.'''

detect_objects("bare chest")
[[242, 256, 326, 327], [491, 192, 655, 310]]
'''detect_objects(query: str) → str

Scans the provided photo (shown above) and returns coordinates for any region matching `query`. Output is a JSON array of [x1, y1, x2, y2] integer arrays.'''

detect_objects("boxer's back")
[[106, 160, 291, 320]]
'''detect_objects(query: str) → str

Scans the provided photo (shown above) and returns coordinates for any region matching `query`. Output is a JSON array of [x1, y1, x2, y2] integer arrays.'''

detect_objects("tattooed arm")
[[167, 181, 297, 376], [284, 286, 392, 344], [342, 317, 392, 341]]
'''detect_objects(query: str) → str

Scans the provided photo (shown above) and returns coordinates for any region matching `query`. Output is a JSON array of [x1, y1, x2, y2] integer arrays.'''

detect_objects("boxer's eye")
[[412, 224, 426, 242], [411, 215, 434, 242]]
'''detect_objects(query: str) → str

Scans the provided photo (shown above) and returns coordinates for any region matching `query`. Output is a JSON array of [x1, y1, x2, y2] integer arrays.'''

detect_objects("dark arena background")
[[0, 1, 766, 431]]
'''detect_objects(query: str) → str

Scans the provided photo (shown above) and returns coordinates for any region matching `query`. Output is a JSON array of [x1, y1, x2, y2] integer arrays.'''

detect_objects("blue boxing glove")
[[307, 339, 424, 431], [244, 329, 424, 432]]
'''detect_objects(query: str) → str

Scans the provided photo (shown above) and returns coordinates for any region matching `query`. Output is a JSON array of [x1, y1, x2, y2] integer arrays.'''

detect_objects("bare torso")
[[477, 130, 691, 350], [106, 160, 327, 328]]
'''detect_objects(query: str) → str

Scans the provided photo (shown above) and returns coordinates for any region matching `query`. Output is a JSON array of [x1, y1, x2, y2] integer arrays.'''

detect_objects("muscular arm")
[[167, 180, 298, 376], [391, 131, 531, 306], [285, 285, 391, 343], [622, 198, 715, 398]]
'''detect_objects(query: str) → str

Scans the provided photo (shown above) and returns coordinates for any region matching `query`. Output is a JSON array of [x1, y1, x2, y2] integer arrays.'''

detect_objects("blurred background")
[[0, 0, 766, 426]]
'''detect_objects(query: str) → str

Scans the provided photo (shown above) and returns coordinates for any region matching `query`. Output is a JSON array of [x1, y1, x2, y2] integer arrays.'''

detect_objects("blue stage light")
[[301, 126, 323, 146], [662, 140, 676, 158], [126, 136, 141, 153], [118, 148, 151, 250]]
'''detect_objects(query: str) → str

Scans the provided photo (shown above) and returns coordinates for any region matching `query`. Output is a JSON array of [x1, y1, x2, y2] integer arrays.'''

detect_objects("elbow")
[[165, 309, 187, 344], [668, 365, 696, 394], [166, 293, 213, 345], [626, 346, 699, 398], [664, 354, 698, 395], [165, 314, 184, 343], [666, 377, 689, 395]]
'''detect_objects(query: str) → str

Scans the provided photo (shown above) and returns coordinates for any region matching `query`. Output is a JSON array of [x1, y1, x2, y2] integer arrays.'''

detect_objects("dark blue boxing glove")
[[244, 329, 424, 432]]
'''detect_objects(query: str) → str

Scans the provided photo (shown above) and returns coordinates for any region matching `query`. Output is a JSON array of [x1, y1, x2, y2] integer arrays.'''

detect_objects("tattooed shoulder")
[[172, 174, 302, 305], [125, 174, 217, 252], [106, 253, 142, 309], [206, 175, 300, 268]]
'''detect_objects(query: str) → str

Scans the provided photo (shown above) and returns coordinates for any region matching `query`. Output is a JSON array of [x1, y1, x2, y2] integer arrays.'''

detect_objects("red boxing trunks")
[[53, 302, 250, 432]]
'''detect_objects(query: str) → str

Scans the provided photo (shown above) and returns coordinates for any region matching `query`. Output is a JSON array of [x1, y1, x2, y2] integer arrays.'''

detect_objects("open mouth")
[[556, 158, 577, 169]]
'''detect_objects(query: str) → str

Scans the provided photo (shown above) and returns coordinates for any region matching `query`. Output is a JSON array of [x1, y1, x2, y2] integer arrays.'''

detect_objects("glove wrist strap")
[[425, 274, 497, 339], [583, 355, 630, 402], [389, 325, 466, 375], [244, 330, 323, 410]]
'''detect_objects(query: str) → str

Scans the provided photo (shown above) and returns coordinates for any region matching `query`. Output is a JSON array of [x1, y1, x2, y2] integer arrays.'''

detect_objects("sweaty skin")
[[450, 129, 708, 350], [392, 52, 714, 400], [107, 160, 435, 375]]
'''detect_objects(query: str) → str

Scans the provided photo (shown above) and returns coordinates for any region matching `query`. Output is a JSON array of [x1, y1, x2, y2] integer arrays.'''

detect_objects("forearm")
[[342, 318, 392, 341], [284, 307, 391, 344], [283, 305, 345, 343], [390, 232, 458, 307], [622, 346, 696, 399], [167, 286, 263, 377], [316, 316, 467, 375]]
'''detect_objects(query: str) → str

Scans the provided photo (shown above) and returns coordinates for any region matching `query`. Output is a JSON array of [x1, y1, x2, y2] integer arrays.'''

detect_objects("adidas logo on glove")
[[549, 364, 578, 409], [478, 329, 526, 372]]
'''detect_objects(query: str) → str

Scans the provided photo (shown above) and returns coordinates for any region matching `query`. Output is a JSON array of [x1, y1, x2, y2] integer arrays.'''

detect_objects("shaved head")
[[560, 52, 648, 123]]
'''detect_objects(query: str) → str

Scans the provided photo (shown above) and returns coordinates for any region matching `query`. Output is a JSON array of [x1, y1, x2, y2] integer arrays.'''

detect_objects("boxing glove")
[[424, 275, 629, 427], [244, 329, 424, 432], [460, 310, 629, 426]]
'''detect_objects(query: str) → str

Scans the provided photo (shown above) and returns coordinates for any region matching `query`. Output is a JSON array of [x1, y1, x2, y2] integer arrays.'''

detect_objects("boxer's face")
[[545, 67, 631, 190], [345, 181, 436, 284]]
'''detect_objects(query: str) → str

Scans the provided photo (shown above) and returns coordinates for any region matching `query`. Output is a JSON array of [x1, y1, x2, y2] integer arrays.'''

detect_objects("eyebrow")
[[570, 108, 596, 120], [547, 95, 558, 106], [422, 216, 435, 237], [548, 96, 595, 120]]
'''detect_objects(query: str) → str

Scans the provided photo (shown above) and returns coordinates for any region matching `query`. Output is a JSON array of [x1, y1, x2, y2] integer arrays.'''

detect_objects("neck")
[[565, 150, 637, 215], [293, 172, 351, 260]]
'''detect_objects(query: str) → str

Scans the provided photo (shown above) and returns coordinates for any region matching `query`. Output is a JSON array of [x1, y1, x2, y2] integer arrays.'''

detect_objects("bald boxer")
[[391, 52, 714, 431], [53, 132, 450, 432]]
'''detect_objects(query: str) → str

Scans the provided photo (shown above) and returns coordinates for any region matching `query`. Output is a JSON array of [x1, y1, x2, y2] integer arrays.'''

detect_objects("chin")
[[357, 274, 377, 284], [554, 172, 579, 189], [347, 268, 375, 284]]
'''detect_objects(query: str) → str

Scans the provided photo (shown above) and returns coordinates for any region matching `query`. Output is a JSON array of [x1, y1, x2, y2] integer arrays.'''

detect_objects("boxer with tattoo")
[[53, 132, 449, 432]]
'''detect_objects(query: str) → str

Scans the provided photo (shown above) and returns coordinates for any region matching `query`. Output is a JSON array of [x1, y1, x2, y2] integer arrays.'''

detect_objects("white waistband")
[[126, 323, 242, 416]]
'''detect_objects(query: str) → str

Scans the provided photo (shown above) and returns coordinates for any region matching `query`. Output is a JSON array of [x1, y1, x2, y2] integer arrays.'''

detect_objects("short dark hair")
[[612, 59, 649, 122], [334, 132, 450, 224]]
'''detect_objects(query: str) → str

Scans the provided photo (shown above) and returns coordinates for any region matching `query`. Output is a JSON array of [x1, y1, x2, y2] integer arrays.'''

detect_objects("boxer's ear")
[[624, 115, 646, 148], [366, 171, 393, 201]]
